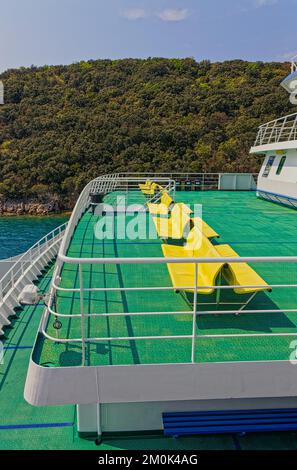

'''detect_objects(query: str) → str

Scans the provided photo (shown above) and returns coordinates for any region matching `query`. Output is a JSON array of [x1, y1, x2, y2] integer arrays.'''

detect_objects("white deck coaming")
[[250, 140, 297, 154], [24, 358, 297, 407]]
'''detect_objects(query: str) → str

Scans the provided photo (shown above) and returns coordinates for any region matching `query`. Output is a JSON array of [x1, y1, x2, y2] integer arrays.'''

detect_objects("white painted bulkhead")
[[77, 397, 297, 435], [256, 148, 297, 205], [25, 358, 297, 435]]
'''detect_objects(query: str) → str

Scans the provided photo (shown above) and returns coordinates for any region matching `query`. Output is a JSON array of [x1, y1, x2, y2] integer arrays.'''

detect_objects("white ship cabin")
[[280, 54, 297, 93], [250, 56, 297, 208]]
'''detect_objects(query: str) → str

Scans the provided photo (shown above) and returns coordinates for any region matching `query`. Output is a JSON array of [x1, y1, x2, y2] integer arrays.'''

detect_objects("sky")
[[0, 0, 297, 71]]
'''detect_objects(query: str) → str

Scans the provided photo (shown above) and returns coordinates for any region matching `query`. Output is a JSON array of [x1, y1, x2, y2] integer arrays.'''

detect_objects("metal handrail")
[[41, 253, 297, 366], [0, 222, 68, 301], [254, 112, 297, 146], [36, 172, 263, 367], [291, 54, 297, 74]]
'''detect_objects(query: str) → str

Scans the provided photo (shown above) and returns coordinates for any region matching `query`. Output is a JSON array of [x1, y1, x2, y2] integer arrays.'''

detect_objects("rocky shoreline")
[[0, 199, 71, 216]]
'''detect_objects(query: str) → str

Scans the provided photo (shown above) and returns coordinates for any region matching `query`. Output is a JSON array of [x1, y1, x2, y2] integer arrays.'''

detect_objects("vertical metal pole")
[[277, 116, 287, 143], [96, 403, 102, 439], [11, 269, 14, 289], [216, 272, 222, 309], [191, 263, 198, 363], [79, 264, 86, 366]]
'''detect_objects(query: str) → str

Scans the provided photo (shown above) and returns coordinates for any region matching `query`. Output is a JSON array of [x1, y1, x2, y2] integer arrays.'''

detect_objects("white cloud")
[[121, 8, 147, 20], [255, 0, 278, 7], [157, 8, 189, 22]]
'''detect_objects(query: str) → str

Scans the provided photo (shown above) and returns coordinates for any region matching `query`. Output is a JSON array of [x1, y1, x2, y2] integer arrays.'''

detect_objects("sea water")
[[0, 216, 69, 259]]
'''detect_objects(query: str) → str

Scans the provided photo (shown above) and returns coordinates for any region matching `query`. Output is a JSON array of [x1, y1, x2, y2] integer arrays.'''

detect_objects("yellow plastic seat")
[[162, 229, 270, 306], [147, 191, 175, 214], [191, 217, 220, 239], [153, 203, 191, 240], [215, 244, 271, 294], [142, 182, 159, 195], [138, 179, 151, 191], [162, 228, 224, 294]]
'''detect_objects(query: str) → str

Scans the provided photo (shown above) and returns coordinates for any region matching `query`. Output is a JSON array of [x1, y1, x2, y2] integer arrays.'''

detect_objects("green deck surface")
[[0, 263, 243, 450], [3, 190, 297, 449], [35, 190, 297, 367]]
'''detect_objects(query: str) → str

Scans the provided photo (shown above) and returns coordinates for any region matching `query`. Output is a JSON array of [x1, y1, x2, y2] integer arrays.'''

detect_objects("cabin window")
[[262, 156, 275, 177], [276, 156, 286, 175]]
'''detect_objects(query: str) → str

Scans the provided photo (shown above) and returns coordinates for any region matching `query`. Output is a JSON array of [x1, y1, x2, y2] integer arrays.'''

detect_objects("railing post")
[[191, 263, 198, 363], [289, 115, 297, 141], [79, 264, 86, 366], [277, 116, 287, 143], [268, 119, 279, 143], [11, 269, 14, 289]]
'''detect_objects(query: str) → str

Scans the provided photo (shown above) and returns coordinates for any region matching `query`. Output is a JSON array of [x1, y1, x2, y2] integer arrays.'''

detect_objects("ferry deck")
[[2, 178, 297, 450], [34, 189, 297, 367]]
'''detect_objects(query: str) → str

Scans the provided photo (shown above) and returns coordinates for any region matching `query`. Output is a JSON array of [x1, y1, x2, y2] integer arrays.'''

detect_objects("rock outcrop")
[[0, 199, 66, 215]]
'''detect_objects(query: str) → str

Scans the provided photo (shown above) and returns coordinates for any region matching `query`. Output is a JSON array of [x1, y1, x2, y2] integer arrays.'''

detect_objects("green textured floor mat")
[[36, 190, 297, 367], [3, 190, 297, 450]]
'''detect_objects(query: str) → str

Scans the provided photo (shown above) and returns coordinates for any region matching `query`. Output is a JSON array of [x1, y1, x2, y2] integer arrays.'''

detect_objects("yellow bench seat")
[[162, 230, 224, 294], [147, 191, 176, 215], [192, 217, 220, 239], [215, 244, 271, 294], [142, 182, 159, 195], [162, 227, 271, 302], [139, 180, 151, 191], [153, 203, 191, 239]]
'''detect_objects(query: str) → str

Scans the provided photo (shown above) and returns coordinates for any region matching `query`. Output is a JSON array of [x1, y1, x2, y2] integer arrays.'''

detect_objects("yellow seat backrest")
[[185, 227, 220, 257], [185, 228, 224, 285], [170, 203, 186, 219], [169, 204, 191, 238], [171, 204, 191, 226], [161, 191, 174, 207]]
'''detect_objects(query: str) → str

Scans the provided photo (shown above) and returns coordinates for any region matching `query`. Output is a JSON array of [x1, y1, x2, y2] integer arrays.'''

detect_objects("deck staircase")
[[0, 223, 67, 336]]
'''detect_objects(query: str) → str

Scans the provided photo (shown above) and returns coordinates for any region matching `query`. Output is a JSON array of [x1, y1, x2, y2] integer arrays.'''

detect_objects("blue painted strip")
[[258, 189, 297, 203], [3, 346, 33, 350], [0, 422, 74, 431], [232, 434, 242, 451], [164, 423, 297, 436], [164, 408, 297, 418]]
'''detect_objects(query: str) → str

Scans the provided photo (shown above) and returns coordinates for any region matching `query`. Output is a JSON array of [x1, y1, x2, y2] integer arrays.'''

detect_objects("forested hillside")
[[0, 58, 292, 210]]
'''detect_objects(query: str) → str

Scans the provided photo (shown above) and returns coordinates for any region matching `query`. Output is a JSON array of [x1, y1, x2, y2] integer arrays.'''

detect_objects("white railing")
[[33, 172, 265, 367], [58, 173, 175, 258], [118, 173, 220, 190], [89, 173, 120, 194], [0, 222, 68, 302], [291, 55, 297, 74], [40, 254, 297, 366], [254, 112, 297, 146], [57, 174, 119, 259], [58, 173, 256, 258]]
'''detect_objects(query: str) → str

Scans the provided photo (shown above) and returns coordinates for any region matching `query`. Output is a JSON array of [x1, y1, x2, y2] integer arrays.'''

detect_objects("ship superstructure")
[[250, 56, 297, 207]]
